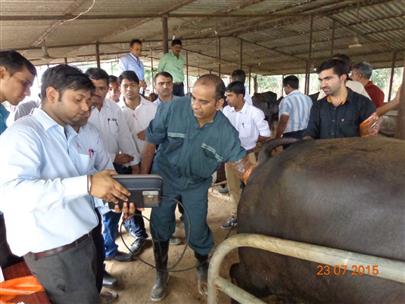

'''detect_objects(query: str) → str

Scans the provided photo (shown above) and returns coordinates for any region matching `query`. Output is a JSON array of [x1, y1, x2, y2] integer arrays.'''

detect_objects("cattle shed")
[[1, 0, 405, 81]]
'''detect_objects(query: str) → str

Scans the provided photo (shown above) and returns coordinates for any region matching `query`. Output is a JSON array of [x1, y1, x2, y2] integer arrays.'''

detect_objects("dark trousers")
[[173, 83, 185, 96], [0, 212, 22, 268], [24, 236, 99, 304], [92, 209, 104, 292]]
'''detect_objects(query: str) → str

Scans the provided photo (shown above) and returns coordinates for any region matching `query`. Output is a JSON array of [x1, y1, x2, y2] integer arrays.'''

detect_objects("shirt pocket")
[[196, 144, 221, 178], [239, 122, 253, 139], [107, 118, 119, 135], [76, 153, 96, 175], [339, 116, 358, 137], [163, 136, 184, 166]]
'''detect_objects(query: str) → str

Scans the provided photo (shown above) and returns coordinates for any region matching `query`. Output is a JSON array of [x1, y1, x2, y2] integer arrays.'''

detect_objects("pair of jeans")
[[103, 211, 148, 257]]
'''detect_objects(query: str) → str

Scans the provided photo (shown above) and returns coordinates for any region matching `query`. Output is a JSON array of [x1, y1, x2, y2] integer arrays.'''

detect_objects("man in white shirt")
[[86, 68, 140, 262], [0, 65, 131, 303], [231, 69, 253, 105], [222, 81, 271, 229], [118, 70, 155, 253], [276, 75, 313, 139]]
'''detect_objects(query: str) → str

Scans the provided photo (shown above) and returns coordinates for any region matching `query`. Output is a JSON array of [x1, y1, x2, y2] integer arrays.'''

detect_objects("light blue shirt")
[[0, 103, 9, 135], [119, 53, 145, 81], [279, 90, 313, 133], [75, 123, 114, 215], [0, 108, 98, 256], [153, 95, 179, 107]]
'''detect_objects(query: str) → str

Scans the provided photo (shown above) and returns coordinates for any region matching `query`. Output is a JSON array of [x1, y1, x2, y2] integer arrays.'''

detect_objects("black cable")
[[118, 193, 237, 272], [119, 198, 200, 273]]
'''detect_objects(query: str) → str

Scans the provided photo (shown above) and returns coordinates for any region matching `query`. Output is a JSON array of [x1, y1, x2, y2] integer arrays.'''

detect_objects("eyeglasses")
[[11, 74, 33, 90]]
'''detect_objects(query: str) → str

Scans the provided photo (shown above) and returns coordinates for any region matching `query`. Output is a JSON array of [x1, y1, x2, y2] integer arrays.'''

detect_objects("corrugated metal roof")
[[1, 0, 404, 75]]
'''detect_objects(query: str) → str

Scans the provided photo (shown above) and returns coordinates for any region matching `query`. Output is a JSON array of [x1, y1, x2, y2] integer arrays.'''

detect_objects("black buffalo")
[[231, 137, 405, 303]]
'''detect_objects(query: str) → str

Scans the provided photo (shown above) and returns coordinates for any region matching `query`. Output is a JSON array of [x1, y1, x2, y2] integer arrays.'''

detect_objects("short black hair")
[[317, 59, 349, 77], [108, 75, 118, 85], [85, 67, 109, 83], [283, 75, 299, 89], [226, 81, 245, 96], [153, 71, 173, 83], [231, 69, 246, 83], [171, 39, 182, 47], [41, 64, 94, 102], [130, 39, 142, 47], [118, 70, 139, 84], [0, 50, 37, 76], [195, 74, 225, 101]]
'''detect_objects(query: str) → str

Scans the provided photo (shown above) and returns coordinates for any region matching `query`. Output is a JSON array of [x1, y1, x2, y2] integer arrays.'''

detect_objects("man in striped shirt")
[[275, 75, 313, 139]]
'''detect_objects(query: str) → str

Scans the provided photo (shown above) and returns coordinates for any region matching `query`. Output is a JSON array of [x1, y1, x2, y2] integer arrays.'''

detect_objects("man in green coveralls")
[[141, 74, 255, 301]]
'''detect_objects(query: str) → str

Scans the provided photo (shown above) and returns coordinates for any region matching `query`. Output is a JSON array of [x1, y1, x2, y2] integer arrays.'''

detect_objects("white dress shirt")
[[0, 108, 98, 256], [120, 96, 157, 155], [223, 102, 271, 150], [88, 98, 140, 166]]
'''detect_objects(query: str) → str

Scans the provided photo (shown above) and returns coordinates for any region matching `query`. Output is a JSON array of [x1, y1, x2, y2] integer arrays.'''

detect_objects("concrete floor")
[[104, 188, 239, 304]]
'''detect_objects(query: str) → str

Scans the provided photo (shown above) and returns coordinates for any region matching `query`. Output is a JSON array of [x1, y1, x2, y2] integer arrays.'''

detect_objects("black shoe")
[[221, 216, 237, 230], [102, 271, 117, 287], [130, 237, 146, 256], [150, 241, 169, 302], [105, 251, 133, 262]]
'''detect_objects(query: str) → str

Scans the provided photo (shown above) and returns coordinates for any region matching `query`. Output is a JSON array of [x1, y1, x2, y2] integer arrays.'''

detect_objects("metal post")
[[186, 50, 189, 93], [208, 234, 405, 304], [248, 66, 252, 95], [240, 39, 243, 69], [64, 57, 68, 65], [150, 48, 154, 92], [388, 51, 397, 101], [218, 37, 222, 77], [330, 20, 335, 56], [253, 75, 258, 94], [281, 74, 285, 97], [95, 41, 101, 69], [162, 15, 169, 54], [395, 52, 405, 139], [305, 15, 314, 95]]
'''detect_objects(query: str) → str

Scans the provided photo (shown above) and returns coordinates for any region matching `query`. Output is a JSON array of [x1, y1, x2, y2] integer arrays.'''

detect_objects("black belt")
[[29, 233, 91, 260]]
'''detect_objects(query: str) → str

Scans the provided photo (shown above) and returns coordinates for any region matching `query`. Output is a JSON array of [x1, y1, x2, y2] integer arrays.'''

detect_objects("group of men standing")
[[0, 42, 401, 304]]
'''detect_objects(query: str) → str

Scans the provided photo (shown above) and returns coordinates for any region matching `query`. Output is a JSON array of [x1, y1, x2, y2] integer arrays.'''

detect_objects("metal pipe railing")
[[208, 233, 405, 304]]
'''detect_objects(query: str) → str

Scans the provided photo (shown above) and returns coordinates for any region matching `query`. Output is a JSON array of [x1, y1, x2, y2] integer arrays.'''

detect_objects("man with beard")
[[0, 64, 131, 303], [304, 59, 378, 139]]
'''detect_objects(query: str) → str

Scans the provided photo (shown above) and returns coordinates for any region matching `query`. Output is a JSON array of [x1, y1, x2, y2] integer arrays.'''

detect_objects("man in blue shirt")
[[119, 39, 147, 93], [0, 50, 36, 268], [141, 74, 255, 301], [0, 65, 132, 303]]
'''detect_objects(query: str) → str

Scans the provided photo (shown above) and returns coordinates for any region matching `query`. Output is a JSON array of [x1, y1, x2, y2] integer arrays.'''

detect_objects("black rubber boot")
[[150, 241, 169, 302], [195, 252, 209, 296]]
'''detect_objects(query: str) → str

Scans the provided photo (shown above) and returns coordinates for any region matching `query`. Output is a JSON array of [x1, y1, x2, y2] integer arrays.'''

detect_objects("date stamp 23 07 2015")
[[316, 264, 380, 276]]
